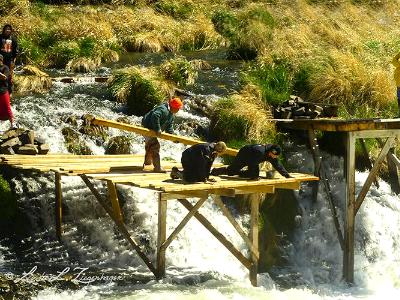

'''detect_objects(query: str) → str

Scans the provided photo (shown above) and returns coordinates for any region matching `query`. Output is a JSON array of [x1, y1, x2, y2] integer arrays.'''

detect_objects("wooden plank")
[[157, 194, 167, 278], [161, 191, 209, 200], [213, 196, 259, 260], [55, 172, 63, 240], [80, 175, 157, 276], [91, 117, 239, 156], [178, 199, 252, 270], [161, 197, 208, 251], [249, 194, 260, 286], [355, 137, 395, 213], [343, 132, 355, 283], [352, 129, 400, 139], [234, 185, 275, 194], [273, 182, 300, 190], [107, 181, 124, 222]]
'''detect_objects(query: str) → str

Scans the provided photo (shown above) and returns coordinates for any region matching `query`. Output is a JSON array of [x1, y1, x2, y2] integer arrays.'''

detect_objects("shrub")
[[159, 56, 198, 87], [17, 36, 45, 65], [48, 40, 80, 68], [0, 0, 29, 16], [109, 67, 165, 116]]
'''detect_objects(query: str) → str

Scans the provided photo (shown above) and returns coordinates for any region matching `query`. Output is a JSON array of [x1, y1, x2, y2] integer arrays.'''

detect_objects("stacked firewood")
[[274, 96, 338, 119], [0, 128, 49, 155]]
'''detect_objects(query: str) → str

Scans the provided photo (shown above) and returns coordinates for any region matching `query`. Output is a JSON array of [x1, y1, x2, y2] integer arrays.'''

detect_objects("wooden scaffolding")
[[278, 118, 400, 284], [1, 154, 317, 286]]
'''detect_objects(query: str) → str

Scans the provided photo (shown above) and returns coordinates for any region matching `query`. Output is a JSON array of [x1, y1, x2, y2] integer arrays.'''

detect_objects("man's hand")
[[285, 174, 294, 178], [207, 177, 217, 183]]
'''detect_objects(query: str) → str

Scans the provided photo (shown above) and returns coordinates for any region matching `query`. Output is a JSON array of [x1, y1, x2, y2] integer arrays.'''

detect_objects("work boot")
[[211, 167, 227, 176], [170, 167, 183, 179], [152, 152, 166, 173]]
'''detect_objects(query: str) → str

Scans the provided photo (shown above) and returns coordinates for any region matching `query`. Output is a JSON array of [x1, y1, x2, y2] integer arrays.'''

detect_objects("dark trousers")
[[213, 156, 260, 179], [181, 154, 207, 182]]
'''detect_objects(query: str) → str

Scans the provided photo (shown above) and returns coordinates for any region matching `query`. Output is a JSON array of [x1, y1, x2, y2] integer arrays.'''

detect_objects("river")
[[1, 51, 400, 299]]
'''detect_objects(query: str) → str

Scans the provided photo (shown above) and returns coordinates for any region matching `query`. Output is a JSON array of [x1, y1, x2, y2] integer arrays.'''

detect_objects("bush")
[[109, 67, 165, 116], [18, 36, 45, 65], [159, 56, 198, 87], [0, 0, 29, 16], [48, 40, 80, 68]]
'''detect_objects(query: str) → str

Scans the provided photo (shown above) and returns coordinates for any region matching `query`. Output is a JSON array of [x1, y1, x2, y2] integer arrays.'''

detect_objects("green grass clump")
[[242, 60, 293, 106], [109, 67, 165, 116], [159, 56, 198, 87], [153, 0, 194, 19], [48, 40, 80, 68]]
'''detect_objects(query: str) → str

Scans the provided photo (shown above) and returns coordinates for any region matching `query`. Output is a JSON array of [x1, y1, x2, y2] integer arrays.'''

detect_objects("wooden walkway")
[[0, 153, 317, 286], [278, 117, 400, 284]]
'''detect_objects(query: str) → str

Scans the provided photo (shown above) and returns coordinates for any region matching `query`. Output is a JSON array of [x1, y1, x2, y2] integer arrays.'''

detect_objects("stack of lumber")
[[0, 129, 49, 155], [274, 96, 338, 119]]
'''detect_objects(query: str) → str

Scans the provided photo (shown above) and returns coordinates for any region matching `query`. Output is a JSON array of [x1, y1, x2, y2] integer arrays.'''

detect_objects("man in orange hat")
[[141, 97, 183, 172]]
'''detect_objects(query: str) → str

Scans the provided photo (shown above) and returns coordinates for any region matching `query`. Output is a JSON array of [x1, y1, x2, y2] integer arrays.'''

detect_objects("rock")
[[38, 144, 50, 155], [1, 137, 21, 148], [1, 147, 15, 154], [34, 136, 47, 146], [65, 115, 78, 126], [16, 145, 38, 155], [105, 136, 132, 154], [19, 130, 35, 145], [1, 128, 25, 140], [61, 127, 93, 155]]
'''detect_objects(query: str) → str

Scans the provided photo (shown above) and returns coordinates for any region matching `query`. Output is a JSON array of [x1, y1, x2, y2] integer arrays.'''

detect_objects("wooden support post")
[[157, 194, 167, 279], [213, 197, 259, 260], [359, 139, 379, 188], [308, 130, 344, 250], [355, 137, 394, 213], [377, 139, 400, 194], [161, 197, 207, 251], [308, 129, 321, 203], [249, 193, 260, 287], [343, 132, 355, 284], [55, 172, 62, 240], [80, 175, 157, 277], [107, 181, 124, 223], [178, 199, 252, 270]]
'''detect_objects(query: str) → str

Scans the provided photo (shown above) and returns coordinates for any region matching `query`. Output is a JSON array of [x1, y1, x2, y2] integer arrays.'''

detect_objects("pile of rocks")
[[0, 128, 49, 155], [274, 96, 338, 119]]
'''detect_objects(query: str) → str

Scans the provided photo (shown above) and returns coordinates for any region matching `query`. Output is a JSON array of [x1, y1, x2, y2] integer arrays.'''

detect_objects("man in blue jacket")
[[170, 141, 227, 183], [211, 144, 292, 180], [141, 97, 183, 172]]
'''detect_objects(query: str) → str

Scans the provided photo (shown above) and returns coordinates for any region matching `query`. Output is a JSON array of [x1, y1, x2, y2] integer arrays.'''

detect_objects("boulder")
[[38, 144, 50, 155], [16, 145, 38, 155], [105, 136, 132, 154]]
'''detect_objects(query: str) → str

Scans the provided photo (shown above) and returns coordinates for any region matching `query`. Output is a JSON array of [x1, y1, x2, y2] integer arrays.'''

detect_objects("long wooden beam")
[[249, 194, 260, 286], [157, 195, 167, 278], [178, 199, 252, 270], [80, 175, 157, 276], [355, 137, 394, 213], [91, 117, 239, 156]]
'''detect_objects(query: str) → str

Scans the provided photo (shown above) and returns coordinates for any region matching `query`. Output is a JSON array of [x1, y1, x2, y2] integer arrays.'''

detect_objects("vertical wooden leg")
[[308, 129, 322, 203], [249, 193, 260, 286], [157, 194, 167, 279], [107, 181, 123, 223], [55, 172, 62, 240], [343, 132, 355, 284]]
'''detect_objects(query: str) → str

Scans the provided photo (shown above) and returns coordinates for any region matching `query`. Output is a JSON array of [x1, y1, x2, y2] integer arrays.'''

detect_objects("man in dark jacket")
[[0, 24, 18, 94], [141, 97, 183, 172], [211, 144, 292, 180], [170, 141, 227, 183]]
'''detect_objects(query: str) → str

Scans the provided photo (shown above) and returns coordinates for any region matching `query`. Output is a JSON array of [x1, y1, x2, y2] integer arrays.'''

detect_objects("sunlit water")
[[1, 53, 400, 299]]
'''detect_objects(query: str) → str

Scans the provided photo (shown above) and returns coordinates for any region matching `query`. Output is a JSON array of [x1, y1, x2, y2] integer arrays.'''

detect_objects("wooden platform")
[[0, 153, 318, 286], [277, 118, 400, 132]]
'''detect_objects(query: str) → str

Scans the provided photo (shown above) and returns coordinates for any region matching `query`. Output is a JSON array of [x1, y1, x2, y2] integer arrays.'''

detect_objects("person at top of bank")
[[211, 144, 292, 180], [141, 97, 183, 173], [0, 24, 18, 94], [0, 54, 14, 129]]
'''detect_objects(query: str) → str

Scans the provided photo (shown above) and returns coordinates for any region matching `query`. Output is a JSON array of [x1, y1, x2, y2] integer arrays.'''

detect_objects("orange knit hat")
[[169, 97, 183, 110]]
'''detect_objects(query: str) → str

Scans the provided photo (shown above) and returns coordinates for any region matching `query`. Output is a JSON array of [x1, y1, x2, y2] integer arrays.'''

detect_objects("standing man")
[[211, 144, 292, 180], [392, 52, 400, 117], [0, 54, 14, 128], [170, 141, 227, 183], [0, 24, 18, 95], [141, 97, 183, 172]]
